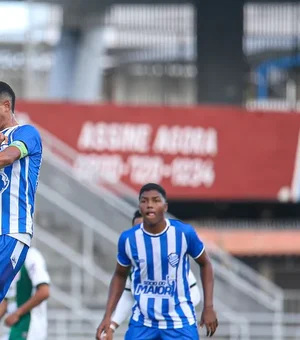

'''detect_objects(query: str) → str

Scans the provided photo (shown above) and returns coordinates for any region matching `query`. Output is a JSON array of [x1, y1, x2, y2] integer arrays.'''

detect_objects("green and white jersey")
[[6, 248, 50, 340]]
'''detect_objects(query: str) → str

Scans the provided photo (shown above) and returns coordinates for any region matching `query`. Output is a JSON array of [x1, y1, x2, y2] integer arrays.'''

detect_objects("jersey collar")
[[141, 218, 170, 237], [1, 125, 20, 134]]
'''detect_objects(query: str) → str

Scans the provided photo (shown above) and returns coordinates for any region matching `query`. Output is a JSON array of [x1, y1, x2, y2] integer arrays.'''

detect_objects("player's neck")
[[143, 219, 167, 235], [0, 115, 18, 131]]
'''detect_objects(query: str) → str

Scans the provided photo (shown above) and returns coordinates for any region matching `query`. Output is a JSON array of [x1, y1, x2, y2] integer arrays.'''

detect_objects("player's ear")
[[3, 100, 10, 112], [164, 202, 168, 213]]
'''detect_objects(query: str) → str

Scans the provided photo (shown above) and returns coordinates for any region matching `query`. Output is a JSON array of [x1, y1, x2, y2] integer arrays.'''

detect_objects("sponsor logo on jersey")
[[135, 275, 176, 297]]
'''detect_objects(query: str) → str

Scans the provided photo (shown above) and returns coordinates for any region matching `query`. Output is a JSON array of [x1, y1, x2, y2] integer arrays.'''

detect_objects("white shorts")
[[27, 319, 47, 340]]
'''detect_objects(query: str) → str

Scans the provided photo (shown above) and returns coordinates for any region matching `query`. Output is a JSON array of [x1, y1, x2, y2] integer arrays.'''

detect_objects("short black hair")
[[132, 210, 142, 225], [139, 183, 167, 201], [0, 81, 15, 113]]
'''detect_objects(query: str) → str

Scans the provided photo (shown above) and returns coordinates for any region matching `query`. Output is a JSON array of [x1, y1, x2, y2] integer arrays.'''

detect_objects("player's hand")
[[105, 327, 114, 340], [0, 133, 8, 145], [5, 312, 20, 326], [199, 306, 218, 337], [96, 315, 111, 340]]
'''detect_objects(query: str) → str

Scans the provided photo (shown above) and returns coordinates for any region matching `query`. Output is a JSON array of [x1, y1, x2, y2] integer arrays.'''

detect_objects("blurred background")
[[1, 0, 300, 339]]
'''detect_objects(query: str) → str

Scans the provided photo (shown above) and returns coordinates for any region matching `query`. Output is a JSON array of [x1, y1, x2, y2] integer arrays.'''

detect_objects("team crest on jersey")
[[0, 171, 9, 194], [168, 253, 179, 267]]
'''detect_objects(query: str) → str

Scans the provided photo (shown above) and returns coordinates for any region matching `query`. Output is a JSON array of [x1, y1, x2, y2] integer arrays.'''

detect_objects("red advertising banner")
[[15, 101, 300, 200]]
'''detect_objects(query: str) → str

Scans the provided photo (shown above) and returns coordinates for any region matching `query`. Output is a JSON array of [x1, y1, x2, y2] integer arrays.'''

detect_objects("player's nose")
[[146, 205, 155, 213]]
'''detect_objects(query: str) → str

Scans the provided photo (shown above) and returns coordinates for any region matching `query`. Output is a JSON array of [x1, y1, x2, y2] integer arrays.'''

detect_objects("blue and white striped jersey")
[[0, 125, 42, 236], [117, 218, 204, 329]]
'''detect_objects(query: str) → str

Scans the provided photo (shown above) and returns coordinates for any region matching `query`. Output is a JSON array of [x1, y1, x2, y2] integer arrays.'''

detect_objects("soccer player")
[[108, 210, 201, 336], [0, 247, 50, 340], [96, 183, 218, 340], [0, 82, 42, 302]]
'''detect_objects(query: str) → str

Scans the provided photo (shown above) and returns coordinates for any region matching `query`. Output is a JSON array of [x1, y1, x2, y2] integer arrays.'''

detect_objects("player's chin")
[[144, 216, 160, 226]]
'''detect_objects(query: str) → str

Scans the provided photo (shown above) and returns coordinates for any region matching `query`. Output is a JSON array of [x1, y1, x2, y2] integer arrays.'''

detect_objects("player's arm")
[[5, 284, 50, 327], [111, 276, 134, 329], [194, 251, 214, 309], [190, 281, 201, 307], [0, 125, 42, 169], [111, 287, 134, 330], [96, 263, 131, 339], [0, 140, 27, 168], [96, 232, 132, 340], [188, 271, 201, 307], [0, 299, 7, 319], [104, 263, 131, 320], [186, 226, 218, 337]]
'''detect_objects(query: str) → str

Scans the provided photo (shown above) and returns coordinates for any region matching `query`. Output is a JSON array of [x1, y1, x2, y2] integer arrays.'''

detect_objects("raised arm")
[[0, 132, 21, 168]]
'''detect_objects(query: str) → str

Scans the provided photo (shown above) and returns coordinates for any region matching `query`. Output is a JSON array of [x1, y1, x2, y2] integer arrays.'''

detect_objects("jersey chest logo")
[[168, 253, 179, 267], [135, 275, 176, 297]]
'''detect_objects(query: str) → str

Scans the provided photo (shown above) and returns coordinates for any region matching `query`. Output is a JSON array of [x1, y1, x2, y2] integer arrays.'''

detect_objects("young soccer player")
[[96, 183, 218, 340], [0, 82, 43, 302], [108, 210, 201, 336]]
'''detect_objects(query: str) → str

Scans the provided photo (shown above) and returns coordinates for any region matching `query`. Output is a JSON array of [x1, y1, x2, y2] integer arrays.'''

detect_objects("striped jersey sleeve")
[[117, 231, 131, 266], [11, 125, 42, 155], [185, 225, 205, 259], [0, 124, 42, 237]]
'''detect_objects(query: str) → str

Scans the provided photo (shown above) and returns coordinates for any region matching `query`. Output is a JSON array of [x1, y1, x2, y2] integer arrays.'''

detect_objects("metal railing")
[[35, 180, 118, 303], [42, 139, 137, 219], [208, 244, 284, 312], [34, 224, 111, 310], [284, 290, 300, 314], [38, 181, 119, 246], [46, 310, 300, 340]]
